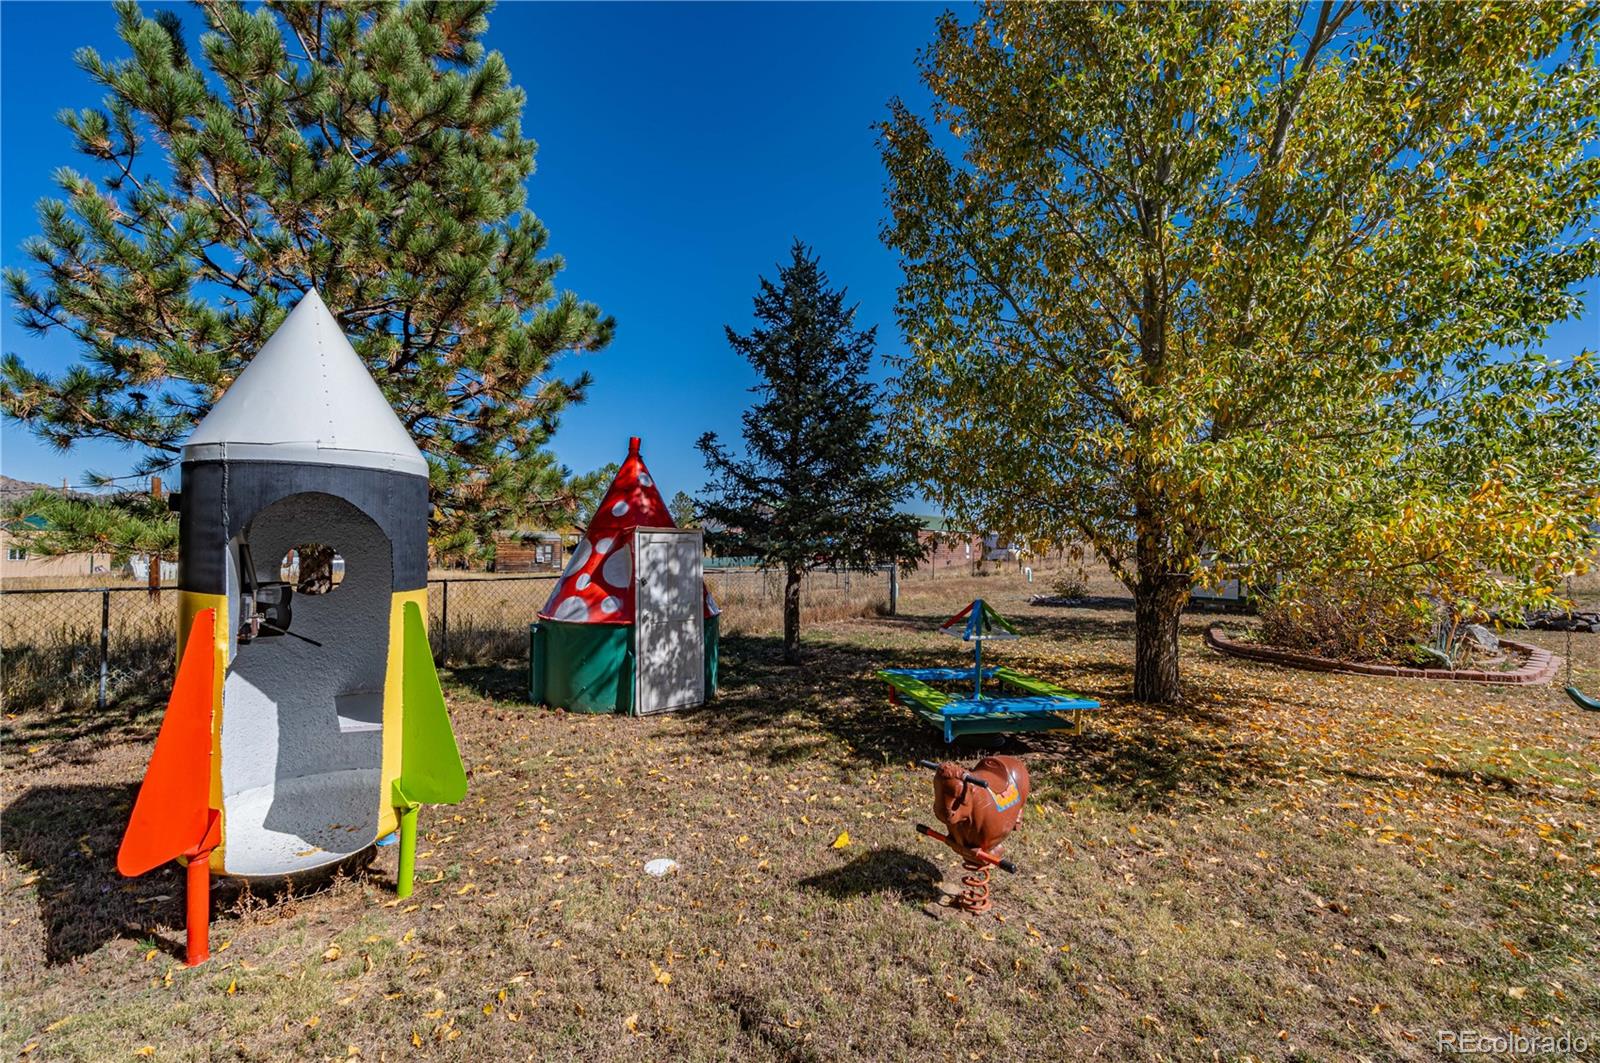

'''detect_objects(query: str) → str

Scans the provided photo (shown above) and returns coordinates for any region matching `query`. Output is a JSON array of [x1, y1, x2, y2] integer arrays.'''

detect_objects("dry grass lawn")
[[3, 568, 1597, 1061]]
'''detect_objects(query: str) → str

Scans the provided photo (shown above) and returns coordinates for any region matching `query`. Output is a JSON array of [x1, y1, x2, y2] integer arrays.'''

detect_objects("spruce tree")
[[698, 242, 925, 663], [1, 1, 612, 561], [669, 490, 700, 529]]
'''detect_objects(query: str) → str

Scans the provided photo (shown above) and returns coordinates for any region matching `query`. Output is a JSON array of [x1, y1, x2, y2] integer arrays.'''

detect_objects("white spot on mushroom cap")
[[611, 500, 629, 517], [553, 596, 590, 622], [599, 595, 621, 615], [602, 544, 632, 589]]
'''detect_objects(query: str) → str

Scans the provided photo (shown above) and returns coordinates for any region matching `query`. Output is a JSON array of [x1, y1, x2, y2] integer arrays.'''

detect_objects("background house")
[[912, 516, 984, 575], [909, 516, 1042, 575], [0, 476, 113, 580], [491, 528, 576, 573]]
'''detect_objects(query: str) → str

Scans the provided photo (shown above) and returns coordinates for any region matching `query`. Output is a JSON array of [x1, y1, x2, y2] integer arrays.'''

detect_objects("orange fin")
[[118, 609, 218, 877]]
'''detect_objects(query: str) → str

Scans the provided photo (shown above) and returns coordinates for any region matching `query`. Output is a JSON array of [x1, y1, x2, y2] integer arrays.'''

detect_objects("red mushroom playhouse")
[[529, 437, 719, 715]]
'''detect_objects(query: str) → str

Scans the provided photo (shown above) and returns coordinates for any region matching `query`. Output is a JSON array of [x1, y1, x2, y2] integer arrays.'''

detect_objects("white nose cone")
[[182, 289, 428, 476]]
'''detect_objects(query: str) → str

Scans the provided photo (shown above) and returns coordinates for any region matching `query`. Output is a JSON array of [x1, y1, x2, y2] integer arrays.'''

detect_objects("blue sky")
[[2, 1, 1596, 502], [0, 0, 943, 497]]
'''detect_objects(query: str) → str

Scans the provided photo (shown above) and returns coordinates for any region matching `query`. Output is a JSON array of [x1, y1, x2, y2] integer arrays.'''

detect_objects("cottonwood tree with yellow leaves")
[[881, 2, 1600, 702]]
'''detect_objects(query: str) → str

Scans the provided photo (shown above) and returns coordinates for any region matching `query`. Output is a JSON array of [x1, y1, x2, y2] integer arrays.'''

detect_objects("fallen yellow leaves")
[[831, 830, 851, 849]]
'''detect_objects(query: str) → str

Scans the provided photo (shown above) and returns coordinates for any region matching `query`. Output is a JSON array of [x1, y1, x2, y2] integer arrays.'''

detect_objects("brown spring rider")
[[915, 756, 1030, 913]]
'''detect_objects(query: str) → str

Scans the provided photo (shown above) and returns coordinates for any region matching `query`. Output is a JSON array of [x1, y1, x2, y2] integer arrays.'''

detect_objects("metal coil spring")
[[958, 860, 993, 914]]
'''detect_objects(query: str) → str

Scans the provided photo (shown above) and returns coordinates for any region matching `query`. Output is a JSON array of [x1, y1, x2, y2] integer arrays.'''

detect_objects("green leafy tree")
[[698, 242, 926, 662], [2, 0, 612, 562], [669, 490, 701, 529], [881, 2, 1600, 702]]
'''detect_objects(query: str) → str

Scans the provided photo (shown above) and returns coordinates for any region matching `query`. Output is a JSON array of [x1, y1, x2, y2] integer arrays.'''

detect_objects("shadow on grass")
[[438, 629, 1286, 816], [3, 782, 189, 964], [1025, 595, 1255, 616], [877, 608, 1142, 645], [0, 695, 169, 769], [680, 633, 1286, 814], [2, 783, 376, 965], [448, 661, 529, 702], [797, 847, 943, 905]]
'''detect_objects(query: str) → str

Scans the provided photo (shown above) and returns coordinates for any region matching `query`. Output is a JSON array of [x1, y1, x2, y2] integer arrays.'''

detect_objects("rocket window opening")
[[282, 544, 345, 594]]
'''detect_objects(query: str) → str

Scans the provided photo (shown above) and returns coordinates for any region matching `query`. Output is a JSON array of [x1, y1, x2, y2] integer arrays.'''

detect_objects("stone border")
[[1204, 625, 1560, 686]]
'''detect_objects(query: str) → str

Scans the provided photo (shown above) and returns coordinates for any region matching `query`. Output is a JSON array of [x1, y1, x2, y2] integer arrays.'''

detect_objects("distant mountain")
[[0, 475, 89, 505]]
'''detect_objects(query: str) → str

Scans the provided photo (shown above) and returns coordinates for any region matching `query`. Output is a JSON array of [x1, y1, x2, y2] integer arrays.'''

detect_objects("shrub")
[[1050, 542, 1091, 599], [1258, 579, 1430, 663]]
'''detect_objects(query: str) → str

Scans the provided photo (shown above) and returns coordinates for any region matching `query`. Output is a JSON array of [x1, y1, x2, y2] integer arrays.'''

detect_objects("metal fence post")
[[889, 565, 899, 616], [438, 578, 450, 666], [98, 589, 110, 711]]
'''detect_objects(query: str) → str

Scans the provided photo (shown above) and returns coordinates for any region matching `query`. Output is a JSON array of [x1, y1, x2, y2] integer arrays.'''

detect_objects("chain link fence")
[[704, 565, 895, 633], [1, 584, 179, 713], [1, 567, 896, 712], [425, 574, 556, 665]]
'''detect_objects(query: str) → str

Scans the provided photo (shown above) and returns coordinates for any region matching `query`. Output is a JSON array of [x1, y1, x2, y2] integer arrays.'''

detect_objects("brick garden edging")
[[1204, 625, 1561, 686]]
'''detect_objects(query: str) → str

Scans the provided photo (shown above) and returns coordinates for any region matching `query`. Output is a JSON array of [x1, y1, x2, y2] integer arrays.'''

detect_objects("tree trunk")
[[1133, 584, 1185, 703], [1131, 505, 1189, 703], [783, 565, 802, 664], [295, 543, 337, 594]]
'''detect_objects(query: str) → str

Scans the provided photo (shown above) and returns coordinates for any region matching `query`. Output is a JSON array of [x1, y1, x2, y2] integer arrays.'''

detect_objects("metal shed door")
[[633, 528, 705, 715]]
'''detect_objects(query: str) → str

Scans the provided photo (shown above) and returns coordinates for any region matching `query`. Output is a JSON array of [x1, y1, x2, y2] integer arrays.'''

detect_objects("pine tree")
[[698, 242, 925, 663], [1, 1, 612, 562], [3, 488, 177, 568]]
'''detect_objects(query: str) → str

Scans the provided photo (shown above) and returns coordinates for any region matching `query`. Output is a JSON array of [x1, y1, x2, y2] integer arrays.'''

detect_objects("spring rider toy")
[[914, 756, 1030, 913]]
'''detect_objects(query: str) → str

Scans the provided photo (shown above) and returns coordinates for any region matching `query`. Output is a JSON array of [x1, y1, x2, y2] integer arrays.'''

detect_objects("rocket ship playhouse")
[[530, 438, 719, 715], [117, 290, 467, 966]]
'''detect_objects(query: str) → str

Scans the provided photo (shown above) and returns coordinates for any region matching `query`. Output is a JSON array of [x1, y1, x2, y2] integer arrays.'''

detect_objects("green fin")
[[397, 601, 468, 805], [980, 600, 1018, 635]]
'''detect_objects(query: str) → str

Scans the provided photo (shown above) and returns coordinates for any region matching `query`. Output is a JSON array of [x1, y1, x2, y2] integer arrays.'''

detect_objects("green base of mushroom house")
[[528, 614, 719, 714]]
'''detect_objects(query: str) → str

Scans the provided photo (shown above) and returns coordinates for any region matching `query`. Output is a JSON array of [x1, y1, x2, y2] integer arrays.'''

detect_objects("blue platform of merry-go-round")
[[875, 665, 1101, 743]]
